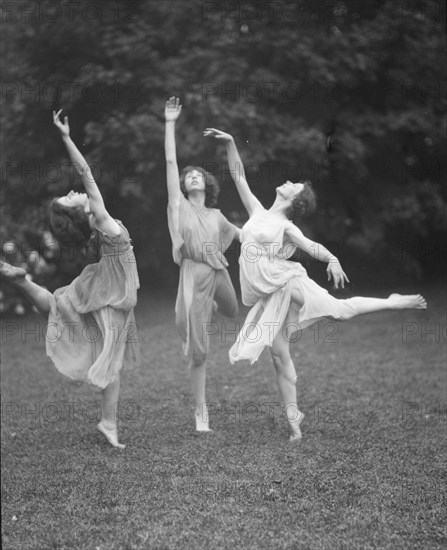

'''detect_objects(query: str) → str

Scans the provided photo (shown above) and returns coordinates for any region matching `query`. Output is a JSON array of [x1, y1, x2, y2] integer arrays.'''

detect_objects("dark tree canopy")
[[1, 0, 446, 304]]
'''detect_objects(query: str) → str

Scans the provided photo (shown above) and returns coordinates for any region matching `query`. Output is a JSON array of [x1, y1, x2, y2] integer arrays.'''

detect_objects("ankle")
[[100, 418, 117, 430]]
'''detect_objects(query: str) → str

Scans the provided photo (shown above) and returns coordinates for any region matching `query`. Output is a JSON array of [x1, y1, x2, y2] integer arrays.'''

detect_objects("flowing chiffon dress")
[[46, 220, 140, 389], [167, 194, 238, 363], [229, 208, 357, 365]]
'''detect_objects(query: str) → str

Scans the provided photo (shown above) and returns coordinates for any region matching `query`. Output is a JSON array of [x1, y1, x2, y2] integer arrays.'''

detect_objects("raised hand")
[[327, 259, 350, 290], [53, 109, 70, 137], [203, 128, 234, 142], [165, 97, 182, 122]]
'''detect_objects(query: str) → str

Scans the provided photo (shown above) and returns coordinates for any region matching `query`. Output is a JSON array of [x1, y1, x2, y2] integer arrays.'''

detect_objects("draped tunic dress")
[[46, 220, 140, 388], [229, 209, 357, 364], [167, 194, 238, 363]]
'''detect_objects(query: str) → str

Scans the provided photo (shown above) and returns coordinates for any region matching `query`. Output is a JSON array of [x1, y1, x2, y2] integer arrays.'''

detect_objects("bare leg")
[[190, 357, 211, 431], [270, 329, 304, 442], [97, 374, 125, 449], [289, 279, 426, 321], [0, 261, 51, 317], [189, 271, 237, 432], [214, 271, 239, 318], [339, 294, 427, 320]]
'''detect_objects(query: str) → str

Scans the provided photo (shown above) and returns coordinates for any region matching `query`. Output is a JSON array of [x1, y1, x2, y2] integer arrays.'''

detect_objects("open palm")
[[165, 97, 182, 122]]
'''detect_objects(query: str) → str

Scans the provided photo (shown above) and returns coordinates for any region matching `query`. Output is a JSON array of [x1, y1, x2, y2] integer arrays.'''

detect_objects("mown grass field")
[[1, 284, 446, 550]]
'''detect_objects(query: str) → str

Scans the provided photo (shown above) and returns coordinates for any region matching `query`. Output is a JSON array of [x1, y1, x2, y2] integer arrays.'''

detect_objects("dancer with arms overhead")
[[165, 98, 240, 432], [1, 110, 140, 448], [205, 127, 426, 441]]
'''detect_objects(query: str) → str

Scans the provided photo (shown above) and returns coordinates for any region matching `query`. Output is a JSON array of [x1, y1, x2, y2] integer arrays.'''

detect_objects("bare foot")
[[195, 412, 212, 432], [0, 261, 27, 282], [97, 420, 126, 449], [289, 412, 305, 442], [388, 293, 427, 310]]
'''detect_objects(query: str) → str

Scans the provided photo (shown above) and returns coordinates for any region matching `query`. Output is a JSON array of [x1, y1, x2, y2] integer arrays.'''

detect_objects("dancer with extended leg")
[[164, 98, 240, 432], [205, 128, 426, 441], [0, 110, 140, 448]]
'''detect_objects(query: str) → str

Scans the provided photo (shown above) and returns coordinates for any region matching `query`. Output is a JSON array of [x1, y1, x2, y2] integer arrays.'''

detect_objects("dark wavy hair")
[[285, 181, 317, 224], [49, 199, 92, 246], [179, 166, 220, 208]]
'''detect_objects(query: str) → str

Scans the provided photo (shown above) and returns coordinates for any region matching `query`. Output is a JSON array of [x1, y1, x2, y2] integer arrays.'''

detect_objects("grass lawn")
[[1, 284, 446, 550]]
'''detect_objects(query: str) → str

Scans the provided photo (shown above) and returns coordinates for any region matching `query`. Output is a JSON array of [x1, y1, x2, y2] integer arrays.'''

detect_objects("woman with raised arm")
[[0, 110, 140, 448], [164, 98, 240, 432], [205, 128, 427, 442]]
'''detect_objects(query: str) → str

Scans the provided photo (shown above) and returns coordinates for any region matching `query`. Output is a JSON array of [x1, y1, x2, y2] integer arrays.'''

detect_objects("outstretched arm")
[[164, 97, 182, 206], [204, 128, 263, 216], [53, 110, 120, 236], [285, 224, 350, 289]]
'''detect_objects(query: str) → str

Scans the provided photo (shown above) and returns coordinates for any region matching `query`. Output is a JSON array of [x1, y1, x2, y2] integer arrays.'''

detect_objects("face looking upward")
[[184, 170, 205, 194], [57, 191, 90, 212], [276, 181, 304, 201]]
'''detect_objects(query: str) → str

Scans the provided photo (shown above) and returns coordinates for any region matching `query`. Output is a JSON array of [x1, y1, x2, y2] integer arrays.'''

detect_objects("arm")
[[52, 110, 120, 236], [285, 224, 350, 289], [204, 128, 263, 216], [164, 97, 182, 206]]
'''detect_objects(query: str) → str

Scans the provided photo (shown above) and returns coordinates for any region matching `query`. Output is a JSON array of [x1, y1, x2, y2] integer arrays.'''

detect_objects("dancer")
[[0, 110, 140, 448], [164, 98, 240, 432], [205, 128, 427, 441]]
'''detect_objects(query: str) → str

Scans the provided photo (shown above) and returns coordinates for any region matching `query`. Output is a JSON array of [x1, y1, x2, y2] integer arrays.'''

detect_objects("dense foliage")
[[1, 0, 446, 310]]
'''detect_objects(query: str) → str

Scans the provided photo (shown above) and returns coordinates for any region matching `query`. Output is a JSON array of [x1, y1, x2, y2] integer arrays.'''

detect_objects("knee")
[[218, 300, 239, 318], [190, 355, 206, 368], [338, 300, 357, 321], [291, 288, 304, 309]]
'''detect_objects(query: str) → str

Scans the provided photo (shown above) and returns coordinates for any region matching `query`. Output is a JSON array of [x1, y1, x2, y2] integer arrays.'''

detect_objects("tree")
[[1, 0, 445, 308]]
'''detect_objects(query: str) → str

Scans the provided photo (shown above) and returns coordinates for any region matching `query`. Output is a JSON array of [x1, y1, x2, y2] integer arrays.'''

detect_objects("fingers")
[[165, 96, 182, 110], [203, 128, 230, 140], [327, 264, 350, 290]]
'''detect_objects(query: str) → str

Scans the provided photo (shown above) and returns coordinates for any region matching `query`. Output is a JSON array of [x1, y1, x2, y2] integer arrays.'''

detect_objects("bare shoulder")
[[94, 214, 122, 237], [284, 220, 305, 239]]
